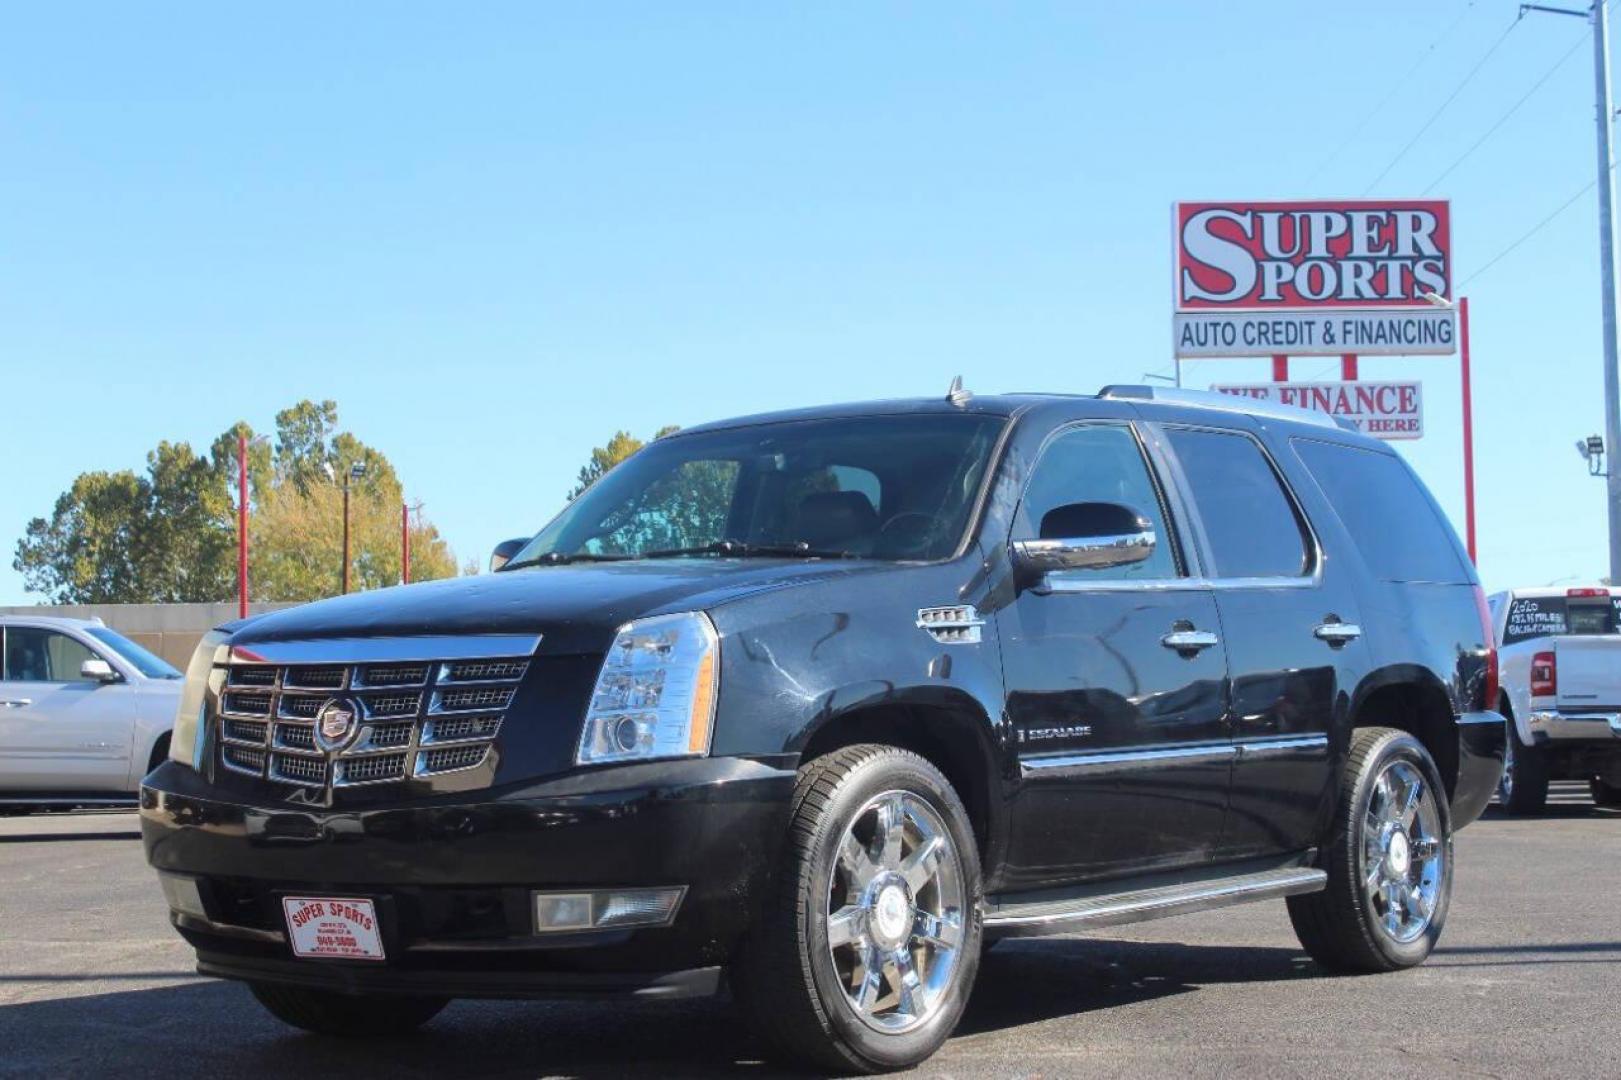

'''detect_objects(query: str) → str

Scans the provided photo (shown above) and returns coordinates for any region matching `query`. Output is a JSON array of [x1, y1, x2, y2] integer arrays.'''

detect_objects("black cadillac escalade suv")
[[142, 385, 1504, 1073]]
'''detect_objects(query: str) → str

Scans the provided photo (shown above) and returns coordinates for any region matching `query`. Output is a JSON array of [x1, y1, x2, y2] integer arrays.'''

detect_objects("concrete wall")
[[0, 602, 301, 668]]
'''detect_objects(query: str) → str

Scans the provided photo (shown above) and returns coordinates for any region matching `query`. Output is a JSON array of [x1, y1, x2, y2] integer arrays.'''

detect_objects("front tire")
[[1498, 716, 1549, 815], [249, 983, 448, 1036], [1288, 727, 1453, 973], [734, 744, 983, 1074]]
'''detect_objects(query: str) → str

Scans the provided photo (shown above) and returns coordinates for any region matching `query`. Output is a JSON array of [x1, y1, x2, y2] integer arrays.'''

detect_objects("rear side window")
[[1163, 427, 1308, 579], [1291, 439, 1466, 583]]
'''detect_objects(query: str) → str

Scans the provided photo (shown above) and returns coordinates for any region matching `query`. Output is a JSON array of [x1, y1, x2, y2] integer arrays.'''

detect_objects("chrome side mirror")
[[1012, 501, 1157, 578], [80, 657, 120, 683], [489, 537, 529, 572]]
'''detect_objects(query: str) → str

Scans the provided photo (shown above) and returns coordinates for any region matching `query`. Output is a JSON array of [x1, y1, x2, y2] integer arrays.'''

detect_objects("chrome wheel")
[[1362, 760, 1445, 944], [825, 790, 966, 1034]]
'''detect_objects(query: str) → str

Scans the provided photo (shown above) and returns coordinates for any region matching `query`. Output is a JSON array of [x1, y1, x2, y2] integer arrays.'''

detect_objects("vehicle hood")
[[224, 559, 896, 654]]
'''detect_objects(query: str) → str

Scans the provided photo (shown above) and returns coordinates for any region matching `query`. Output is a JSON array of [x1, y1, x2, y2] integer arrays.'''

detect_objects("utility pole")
[[1597, 0, 1621, 583], [1525, 1, 1621, 580]]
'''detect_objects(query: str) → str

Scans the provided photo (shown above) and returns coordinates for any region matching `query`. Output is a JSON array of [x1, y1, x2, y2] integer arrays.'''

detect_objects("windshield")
[[85, 626, 182, 678], [509, 414, 1006, 565]]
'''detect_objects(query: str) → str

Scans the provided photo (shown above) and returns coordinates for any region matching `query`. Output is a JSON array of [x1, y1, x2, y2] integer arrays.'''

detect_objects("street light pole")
[[1525, 0, 1621, 581], [237, 431, 249, 619], [340, 461, 367, 595], [342, 478, 352, 595], [1596, 0, 1621, 582]]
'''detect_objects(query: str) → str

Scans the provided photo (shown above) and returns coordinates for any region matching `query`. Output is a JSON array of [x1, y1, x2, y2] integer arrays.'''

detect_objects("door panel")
[[0, 627, 136, 791], [1157, 426, 1366, 856], [1002, 587, 1232, 886], [997, 421, 1233, 888]]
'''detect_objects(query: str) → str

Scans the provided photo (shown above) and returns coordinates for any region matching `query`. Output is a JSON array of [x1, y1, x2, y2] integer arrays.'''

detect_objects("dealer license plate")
[[282, 897, 386, 961]]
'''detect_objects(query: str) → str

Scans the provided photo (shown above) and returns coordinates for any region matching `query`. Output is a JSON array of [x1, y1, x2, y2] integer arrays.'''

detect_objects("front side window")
[[1165, 427, 1310, 579], [2, 627, 98, 682], [1014, 423, 1181, 581], [509, 414, 1006, 566]]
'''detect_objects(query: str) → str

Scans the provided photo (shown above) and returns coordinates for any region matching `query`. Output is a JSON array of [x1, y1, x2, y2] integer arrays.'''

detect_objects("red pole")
[[1271, 355, 1288, 382], [1340, 354, 1359, 380], [237, 431, 249, 619], [1459, 297, 1477, 565], [401, 502, 411, 585]]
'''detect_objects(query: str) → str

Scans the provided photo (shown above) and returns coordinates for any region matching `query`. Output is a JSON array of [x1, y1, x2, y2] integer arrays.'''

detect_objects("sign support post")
[[1460, 296, 1477, 565]]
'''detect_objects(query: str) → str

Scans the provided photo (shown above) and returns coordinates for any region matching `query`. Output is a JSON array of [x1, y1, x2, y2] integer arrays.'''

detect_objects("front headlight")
[[577, 612, 719, 766], [170, 630, 228, 769]]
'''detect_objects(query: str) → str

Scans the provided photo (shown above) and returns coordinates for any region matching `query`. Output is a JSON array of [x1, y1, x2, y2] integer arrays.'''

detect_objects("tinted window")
[[1292, 439, 1466, 583], [1503, 595, 1620, 644], [1016, 424, 1180, 580], [3, 627, 98, 682], [1165, 428, 1308, 579], [514, 414, 1006, 564]]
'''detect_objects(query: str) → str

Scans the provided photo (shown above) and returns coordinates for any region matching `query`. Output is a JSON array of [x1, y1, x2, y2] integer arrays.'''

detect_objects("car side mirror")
[[1012, 501, 1157, 579], [80, 658, 120, 683], [489, 537, 529, 572]]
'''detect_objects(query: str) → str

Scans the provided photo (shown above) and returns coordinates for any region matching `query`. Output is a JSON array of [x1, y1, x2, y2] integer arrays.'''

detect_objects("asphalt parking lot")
[[2, 784, 1617, 1080]]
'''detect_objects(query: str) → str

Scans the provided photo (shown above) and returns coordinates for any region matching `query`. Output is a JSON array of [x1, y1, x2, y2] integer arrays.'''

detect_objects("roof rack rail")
[[1097, 385, 1356, 433]]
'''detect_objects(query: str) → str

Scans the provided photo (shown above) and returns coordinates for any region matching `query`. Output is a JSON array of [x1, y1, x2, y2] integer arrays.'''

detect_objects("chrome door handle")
[[1161, 630, 1219, 653], [1313, 622, 1363, 645], [0, 698, 31, 707]]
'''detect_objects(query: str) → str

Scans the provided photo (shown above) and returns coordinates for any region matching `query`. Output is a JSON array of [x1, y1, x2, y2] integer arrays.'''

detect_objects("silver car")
[[0, 615, 181, 812]]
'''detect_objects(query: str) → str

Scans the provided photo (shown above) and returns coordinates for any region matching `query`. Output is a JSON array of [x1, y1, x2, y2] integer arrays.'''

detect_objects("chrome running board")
[[983, 865, 1327, 938]]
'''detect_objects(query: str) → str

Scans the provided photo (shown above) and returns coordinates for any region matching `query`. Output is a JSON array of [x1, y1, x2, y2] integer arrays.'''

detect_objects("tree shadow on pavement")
[[0, 939, 1325, 1079]]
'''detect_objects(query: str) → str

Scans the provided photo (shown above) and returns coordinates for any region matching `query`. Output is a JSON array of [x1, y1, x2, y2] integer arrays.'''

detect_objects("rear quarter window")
[[1291, 438, 1468, 584]]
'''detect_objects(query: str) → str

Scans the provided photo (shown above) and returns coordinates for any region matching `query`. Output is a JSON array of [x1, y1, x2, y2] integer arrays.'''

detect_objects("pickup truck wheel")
[[248, 983, 448, 1036], [1498, 719, 1549, 814], [1287, 727, 1452, 973], [1591, 778, 1621, 809], [733, 744, 983, 1074]]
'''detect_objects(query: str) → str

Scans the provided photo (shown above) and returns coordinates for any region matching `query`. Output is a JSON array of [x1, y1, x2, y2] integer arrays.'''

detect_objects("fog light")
[[158, 873, 207, 919], [531, 887, 685, 933]]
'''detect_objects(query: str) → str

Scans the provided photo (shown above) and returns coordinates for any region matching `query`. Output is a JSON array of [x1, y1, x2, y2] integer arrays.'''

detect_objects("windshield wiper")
[[501, 551, 633, 571], [637, 541, 861, 561]]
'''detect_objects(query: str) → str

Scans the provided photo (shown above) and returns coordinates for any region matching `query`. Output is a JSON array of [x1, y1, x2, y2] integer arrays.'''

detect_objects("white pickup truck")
[[1489, 586, 1621, 813]]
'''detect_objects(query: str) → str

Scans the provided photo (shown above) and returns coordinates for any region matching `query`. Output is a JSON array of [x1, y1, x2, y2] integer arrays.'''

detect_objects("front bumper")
[[140, 756, 795, 999], [1527, 710, 1621, 744]]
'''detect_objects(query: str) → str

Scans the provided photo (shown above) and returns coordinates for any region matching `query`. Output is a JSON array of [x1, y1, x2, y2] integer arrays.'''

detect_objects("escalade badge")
[[315, 698, 361, 752]]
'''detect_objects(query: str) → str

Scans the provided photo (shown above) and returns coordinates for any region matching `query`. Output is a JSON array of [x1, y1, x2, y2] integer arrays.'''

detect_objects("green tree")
[[14, 400, 461, 603]]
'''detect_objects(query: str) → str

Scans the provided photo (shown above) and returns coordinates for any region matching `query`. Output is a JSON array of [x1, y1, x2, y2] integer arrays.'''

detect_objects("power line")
[[1361, 13, 1523, 196], [1457, 173, 1602, 290], [1423, 28, 1590, 195], [1303, 0, 1478, 188]]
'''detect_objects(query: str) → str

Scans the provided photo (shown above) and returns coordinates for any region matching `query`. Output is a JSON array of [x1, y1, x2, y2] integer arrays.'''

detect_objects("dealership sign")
[[1174, 309, 1456, 357], [1174, 199, 1456, 358], [1211, 380, 1424, 440]]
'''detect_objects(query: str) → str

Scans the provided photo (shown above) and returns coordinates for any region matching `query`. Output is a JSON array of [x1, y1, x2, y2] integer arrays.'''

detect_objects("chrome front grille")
[[214, 645, 531, 792]]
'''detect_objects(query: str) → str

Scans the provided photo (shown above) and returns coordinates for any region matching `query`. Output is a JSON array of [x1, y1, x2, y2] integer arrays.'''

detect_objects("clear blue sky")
[[1, 1, 1613, 602]]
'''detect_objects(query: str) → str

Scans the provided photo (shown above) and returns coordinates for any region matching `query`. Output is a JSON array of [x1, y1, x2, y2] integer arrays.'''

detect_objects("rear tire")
[[733, 744, 983, 1074], [1591, 778, 1621, 809], [1288, 727, 1452, 973], [248, 983, 448, 1036], [1498, 717, 1549, 815]]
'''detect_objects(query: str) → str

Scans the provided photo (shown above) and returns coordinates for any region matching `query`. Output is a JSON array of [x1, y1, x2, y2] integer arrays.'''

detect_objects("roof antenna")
[[946, 375, 972, 407]]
